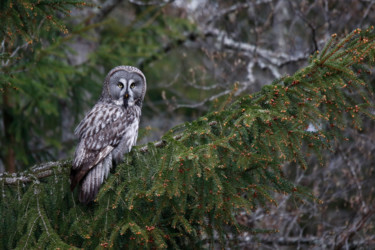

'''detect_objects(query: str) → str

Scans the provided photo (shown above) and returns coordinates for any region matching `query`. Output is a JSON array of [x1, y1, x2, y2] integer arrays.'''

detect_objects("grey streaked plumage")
[[70, 65, 146, 204]]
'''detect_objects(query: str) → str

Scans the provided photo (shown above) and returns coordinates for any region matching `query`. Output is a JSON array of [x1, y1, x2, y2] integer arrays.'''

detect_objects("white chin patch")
[[114, 99, 123, 106]]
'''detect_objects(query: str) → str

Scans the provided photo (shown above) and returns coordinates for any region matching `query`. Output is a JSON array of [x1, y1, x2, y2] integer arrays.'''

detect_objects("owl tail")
[[79, 155, 112, 204]]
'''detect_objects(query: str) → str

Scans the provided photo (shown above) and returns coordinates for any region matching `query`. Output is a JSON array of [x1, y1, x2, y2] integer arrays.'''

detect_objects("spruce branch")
[[0, 119, 220, 186], [1, 27, 375, 249], [3, 26, 372, 188]]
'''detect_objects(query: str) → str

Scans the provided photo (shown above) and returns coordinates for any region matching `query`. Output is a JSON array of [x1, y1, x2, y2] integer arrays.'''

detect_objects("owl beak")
[[124, 93, 129, 99]]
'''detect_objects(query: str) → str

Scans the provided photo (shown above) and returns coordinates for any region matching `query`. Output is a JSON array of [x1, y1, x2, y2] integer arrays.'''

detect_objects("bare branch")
[[205, 0, 273, 26], [334, 208, 375, 250], [92, 0, 124, 23], [129, 0, 174, 6], [204, 28, 308, 66], [0, 160, 71, 185], [359, 0, 375, 27], [174, 89, 232, 110]]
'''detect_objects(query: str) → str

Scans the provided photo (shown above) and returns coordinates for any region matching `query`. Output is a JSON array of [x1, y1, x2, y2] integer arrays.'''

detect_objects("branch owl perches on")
[[70, 66, 147, 204]]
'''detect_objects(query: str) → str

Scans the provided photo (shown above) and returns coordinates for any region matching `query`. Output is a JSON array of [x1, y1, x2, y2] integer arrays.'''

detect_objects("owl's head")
[[101, 66, 147, 107]]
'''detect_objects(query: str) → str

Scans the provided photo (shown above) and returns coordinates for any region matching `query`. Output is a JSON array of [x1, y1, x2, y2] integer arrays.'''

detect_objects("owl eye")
[[117, 82, 124, 89], [130, 82, 136, 89]]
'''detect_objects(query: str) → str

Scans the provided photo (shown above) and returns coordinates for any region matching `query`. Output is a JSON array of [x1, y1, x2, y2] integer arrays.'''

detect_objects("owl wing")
[[74, 103, 123, 140], [70, 103, 127, 191]]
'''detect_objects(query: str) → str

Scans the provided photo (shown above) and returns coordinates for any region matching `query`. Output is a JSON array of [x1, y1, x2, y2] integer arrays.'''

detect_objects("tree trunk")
[[3, 86, 16, 173]]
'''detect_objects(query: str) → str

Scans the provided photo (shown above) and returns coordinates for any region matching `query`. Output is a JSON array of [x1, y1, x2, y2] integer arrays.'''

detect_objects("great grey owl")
[[70, 65, 146, 204]]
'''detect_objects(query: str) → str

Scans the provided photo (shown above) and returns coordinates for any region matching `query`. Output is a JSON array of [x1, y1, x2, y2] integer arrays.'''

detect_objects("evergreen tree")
[[0, 25, 374, 249], [0, 0, 197, 174], [0, 0, 87, 172]]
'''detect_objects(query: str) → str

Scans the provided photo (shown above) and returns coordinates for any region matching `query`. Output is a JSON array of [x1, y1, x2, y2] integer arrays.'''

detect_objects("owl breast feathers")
[[70, 66, 146, 204]]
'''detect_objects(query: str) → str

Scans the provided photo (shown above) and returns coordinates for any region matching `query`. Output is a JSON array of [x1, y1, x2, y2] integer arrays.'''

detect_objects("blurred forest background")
[[1, 0, 375, 248]]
